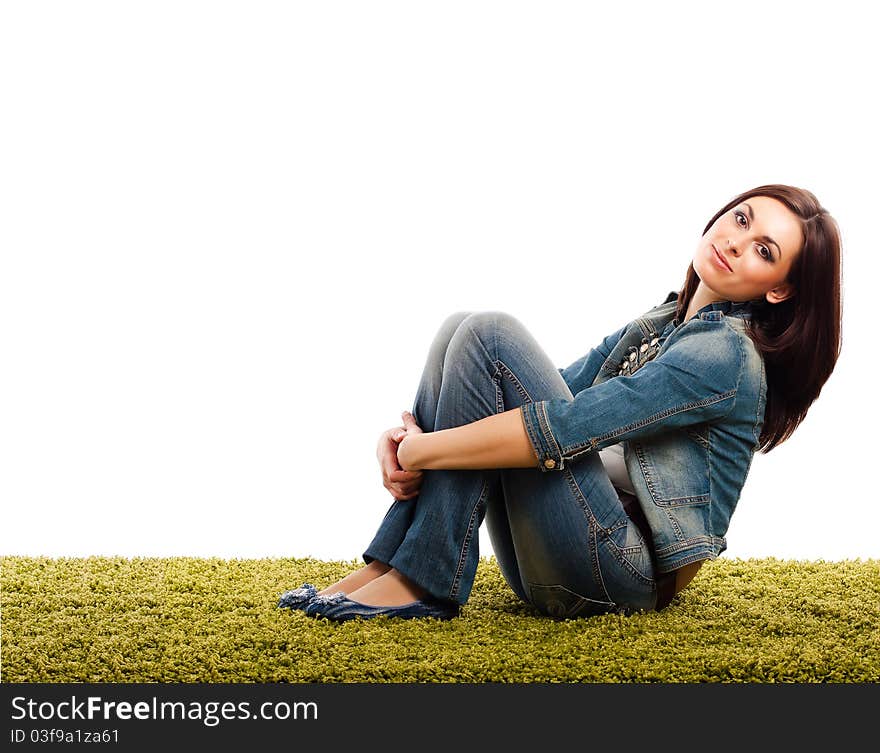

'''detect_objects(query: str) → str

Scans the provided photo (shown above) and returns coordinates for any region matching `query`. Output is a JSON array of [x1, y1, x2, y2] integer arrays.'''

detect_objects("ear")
[[765, 282, 795, 305]]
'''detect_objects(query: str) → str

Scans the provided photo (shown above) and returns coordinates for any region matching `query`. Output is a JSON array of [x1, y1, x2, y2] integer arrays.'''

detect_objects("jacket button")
[[543, 458, 556, 469], [640, 343, 649, 352]]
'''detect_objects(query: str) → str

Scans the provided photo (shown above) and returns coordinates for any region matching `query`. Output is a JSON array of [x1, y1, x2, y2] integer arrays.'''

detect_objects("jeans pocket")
[[594, 514, 657, 613], [527, 583, 617, 619], [602, 519, 654, 584]]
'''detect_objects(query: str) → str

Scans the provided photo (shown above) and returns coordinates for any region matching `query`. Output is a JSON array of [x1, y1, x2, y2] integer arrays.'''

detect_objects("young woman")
[[279, 184, 843, 621]]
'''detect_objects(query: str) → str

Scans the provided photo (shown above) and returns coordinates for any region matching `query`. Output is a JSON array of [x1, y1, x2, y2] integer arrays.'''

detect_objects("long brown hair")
[[674, 184, 843, 453]]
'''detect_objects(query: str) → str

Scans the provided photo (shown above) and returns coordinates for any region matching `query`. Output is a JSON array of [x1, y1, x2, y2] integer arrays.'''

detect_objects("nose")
[[726, 239, 740, 256]]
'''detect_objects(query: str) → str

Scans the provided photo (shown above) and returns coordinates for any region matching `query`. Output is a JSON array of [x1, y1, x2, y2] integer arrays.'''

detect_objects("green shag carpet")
[[1, 556, 878, 683]]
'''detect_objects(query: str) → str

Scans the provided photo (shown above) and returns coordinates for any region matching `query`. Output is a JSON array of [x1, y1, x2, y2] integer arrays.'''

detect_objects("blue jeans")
[[363, 311, 660, 618]]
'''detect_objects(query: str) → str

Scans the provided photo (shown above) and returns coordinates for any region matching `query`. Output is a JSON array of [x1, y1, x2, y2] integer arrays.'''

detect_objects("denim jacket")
[[520, 292, 767, 573]]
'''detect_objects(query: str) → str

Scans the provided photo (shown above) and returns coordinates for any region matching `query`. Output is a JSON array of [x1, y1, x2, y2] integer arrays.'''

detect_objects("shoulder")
[[663, 315, 746, 379]]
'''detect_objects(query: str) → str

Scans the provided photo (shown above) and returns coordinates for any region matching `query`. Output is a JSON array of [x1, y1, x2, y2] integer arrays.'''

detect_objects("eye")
[[734, 209, 773, 262]]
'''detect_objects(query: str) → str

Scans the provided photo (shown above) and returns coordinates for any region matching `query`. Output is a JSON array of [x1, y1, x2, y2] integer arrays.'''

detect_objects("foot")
[[345, 568, 429, 606], [317, 559, 391, 597]]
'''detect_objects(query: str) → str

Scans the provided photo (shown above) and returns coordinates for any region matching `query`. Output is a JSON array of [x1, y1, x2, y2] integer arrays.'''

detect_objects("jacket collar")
[[702, 299, 755, 318], [671, 298, 756, 327]]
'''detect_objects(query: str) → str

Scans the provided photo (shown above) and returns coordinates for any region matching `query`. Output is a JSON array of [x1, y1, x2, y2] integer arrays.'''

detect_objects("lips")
[[712, 244, 733, 272]]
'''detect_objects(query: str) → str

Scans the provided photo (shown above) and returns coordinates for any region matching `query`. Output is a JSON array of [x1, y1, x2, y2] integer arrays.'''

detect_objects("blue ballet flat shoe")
[[304, 591, 460, 622], [277, 583, 319, 610]]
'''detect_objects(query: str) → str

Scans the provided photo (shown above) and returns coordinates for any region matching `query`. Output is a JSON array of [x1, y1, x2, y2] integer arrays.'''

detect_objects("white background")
[[2, 1, 877, 563]]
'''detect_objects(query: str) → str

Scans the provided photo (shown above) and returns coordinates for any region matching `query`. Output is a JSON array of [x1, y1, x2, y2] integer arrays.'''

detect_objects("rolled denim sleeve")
[[522, 320, 743, 472], [557, 323, 628, 396]]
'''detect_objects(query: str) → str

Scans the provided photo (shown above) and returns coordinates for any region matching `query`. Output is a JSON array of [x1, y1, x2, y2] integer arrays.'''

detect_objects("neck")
[[684, 283, 725, 323]]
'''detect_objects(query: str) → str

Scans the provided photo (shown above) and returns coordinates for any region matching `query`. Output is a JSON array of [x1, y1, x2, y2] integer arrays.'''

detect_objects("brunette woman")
[[280, 184, 842, 621]]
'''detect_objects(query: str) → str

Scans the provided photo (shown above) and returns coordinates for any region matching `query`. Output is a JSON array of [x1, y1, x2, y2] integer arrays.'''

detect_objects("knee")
[[442, 311, 530, 365], [440, 311, 474, 336], [429, 312, 474, 359], [458, 310, 523, 337]]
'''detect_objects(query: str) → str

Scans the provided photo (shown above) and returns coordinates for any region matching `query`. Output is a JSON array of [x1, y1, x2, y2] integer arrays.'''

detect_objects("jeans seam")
[[566, 469, 613, 599], [495, 359, 533, 403], [589, 517, 612, 603], [562, 470, 614, 603], [605, 518, 629, 535], [491, 361, 505, 415], [556, 469, 614, 603], [655, 536, 718, 556], [449, 477, 488, 600], [604, 535, 655, 585], [562, 468, 600, 530]]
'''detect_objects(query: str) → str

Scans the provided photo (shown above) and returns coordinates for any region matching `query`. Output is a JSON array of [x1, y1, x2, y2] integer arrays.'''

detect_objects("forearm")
[[398, 407, 537, 471]]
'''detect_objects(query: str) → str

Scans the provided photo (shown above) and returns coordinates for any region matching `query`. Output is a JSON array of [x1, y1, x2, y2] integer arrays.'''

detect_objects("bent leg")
[[362, 311, 473, 567], [366, 310, 656, 614], [387, 311, 644, 610], [474, 315, 657, 616]]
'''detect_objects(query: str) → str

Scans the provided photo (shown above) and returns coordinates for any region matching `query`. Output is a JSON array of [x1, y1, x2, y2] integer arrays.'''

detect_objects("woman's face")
[[693, 195, 804, 304]]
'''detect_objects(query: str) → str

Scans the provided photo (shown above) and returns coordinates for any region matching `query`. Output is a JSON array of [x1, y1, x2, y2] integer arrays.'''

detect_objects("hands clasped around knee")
[[377, 411, 424, 500]]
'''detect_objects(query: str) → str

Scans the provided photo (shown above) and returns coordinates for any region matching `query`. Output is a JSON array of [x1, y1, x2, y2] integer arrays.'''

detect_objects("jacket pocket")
[[633, 429, 710, 506]]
